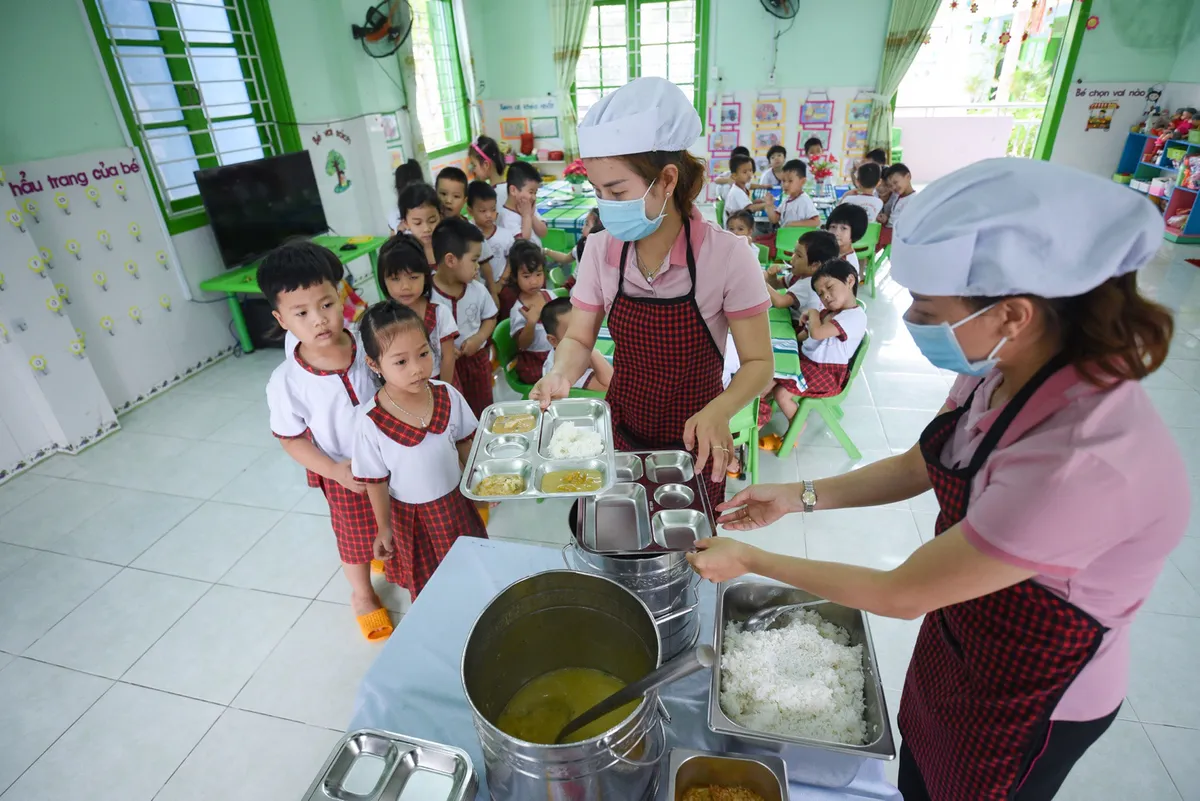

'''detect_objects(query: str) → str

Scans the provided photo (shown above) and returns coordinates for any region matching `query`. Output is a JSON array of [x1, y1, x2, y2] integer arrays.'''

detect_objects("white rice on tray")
[[719, 609, 868, 745], [547, 422, 604, 458]]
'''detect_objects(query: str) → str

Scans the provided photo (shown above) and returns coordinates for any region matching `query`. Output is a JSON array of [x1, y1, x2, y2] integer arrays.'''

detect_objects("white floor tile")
[[866, 613, 921, 695], [1127, 612, 1200, 728], [0, 480, 120, 549], [205, 402, 277, 448], [153, 708, 341, 801], [50, 490, 200, 565], [1142, 366, 1194, 391], [209, 447, 308, 511], [0, 653, 11, 672], [220, 512, 341, 598], [793, 446, 891, 482], [124, 585, 308, 704], [291, 487, 331, 516], [840, 372, 875, 408], [723, 514, 806, 561], [805, 507, 923, 571], [1055, 720, 1180, 801], [869, 372, 949, 412], [132, 501, 282, 582], [876, 408, 937, 452], [28, 453, 82, 478], [1, 682, 221, 801], [1170, 537, 1200, 586], [234, 601, 384, 730], [317, 568, 412, 616], [795, 406, 892, 453], [120, 392, 254, 440], [909, 489, 940, 513], [0, 658, 112, 791], [0, 475, 62, 516], [1146, 388, 1200, 429], [64, 432, 191, 486], [24, 568, 207, 678], [0, 543, 36, 583], [0, 552, 119, 654], [1142, 558, 1200, 617], [119, 440, 267, 499], [1143, 723, 1200, 801], [911, 511, 938, 543], [1164, 359, 1200, 393], [1118, 699, 1139, 721]]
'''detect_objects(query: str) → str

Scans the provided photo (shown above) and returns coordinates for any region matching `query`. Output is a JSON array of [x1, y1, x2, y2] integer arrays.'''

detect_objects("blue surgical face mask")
[[596, 180, 669, 242], [904, 303, 1007, 377]]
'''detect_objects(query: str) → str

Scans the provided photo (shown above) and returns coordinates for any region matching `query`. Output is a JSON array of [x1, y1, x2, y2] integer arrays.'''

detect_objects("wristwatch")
[[800, 480, 817, 513]]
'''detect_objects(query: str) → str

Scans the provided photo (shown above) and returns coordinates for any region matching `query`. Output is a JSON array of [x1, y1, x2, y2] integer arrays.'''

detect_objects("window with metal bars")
[[83, 0, 296, 232], [574, 0, 708, 124], [410, 0, 471, 158]]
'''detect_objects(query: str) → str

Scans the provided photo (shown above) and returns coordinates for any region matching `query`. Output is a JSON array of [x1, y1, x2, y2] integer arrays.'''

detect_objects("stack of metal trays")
[[459, 399, 616, 502], [303, 729, 477, 801]]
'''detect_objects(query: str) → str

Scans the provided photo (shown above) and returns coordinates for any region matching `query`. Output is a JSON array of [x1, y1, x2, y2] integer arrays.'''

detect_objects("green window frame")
[[410, 0, 471, 159], [574, 0, 709, 128], [82, 0, 300, 235]]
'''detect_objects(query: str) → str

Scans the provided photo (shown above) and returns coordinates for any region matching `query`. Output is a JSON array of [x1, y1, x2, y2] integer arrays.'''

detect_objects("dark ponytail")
[[617, 150, 707, 218]]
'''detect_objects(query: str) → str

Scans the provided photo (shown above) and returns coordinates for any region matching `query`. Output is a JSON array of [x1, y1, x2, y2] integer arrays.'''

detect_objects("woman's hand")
[[684, 403, 735, 480], [687, 537, 761, 582], [716, 483, 804, 530], [529, 373, 572, 411]]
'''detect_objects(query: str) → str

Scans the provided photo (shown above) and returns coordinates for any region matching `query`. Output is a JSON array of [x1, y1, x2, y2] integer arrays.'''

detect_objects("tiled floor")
[[1, 245, 1199, 800]]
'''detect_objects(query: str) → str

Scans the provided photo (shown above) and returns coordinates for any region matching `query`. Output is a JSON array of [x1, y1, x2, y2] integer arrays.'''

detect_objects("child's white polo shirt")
[[432, 281, 498, 346]]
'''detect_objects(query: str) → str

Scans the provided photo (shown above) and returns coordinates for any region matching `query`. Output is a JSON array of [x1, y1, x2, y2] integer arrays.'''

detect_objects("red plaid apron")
[[899, 354, 1107, 800], [365, 386, 487, 597], [605, 216, 727, 512]]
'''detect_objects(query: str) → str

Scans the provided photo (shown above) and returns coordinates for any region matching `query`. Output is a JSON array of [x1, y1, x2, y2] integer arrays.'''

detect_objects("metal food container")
[[303, 728, 477, 801], [578, 452, 713, 555], [460, 399, 617, 502], [667, 748, 789, 801], [708, 580, 895, 788]]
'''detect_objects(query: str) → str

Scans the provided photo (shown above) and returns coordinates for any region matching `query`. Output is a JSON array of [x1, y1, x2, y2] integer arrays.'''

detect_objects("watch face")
[[802, 490, 817, 506]]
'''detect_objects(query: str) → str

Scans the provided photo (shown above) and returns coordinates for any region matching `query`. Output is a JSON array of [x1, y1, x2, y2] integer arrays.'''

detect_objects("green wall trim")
[[245, 0, 302, 153], [695, 0, 710, 132], [1034, 0, 1092, 161]]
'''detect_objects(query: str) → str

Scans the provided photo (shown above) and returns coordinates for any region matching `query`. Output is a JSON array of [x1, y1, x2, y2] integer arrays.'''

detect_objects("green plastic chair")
[[776, 331, 872, 460], [547, 266, 566, 289], [492, 318, 533, 398], [774, 226, 819, 259], [756, 243, 770, 265], [728, 399, 760, 485], [541, 228, 575, 255], [863, 244, 890, 299], [853, 222, 882, 294], [715, 197, 725, 227]]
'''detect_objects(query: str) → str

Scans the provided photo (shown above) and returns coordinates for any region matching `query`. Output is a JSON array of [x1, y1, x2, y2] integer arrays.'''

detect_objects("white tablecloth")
[[349, 537, 901, 801]]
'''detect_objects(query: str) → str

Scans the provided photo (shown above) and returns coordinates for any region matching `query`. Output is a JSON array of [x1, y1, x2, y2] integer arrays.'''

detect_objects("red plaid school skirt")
[[309, 470, 377, 565], [384, 487, 487, 598], [497, 285, 519, 322], [515, 350, 549, 385], [878, 226, 893, 252], [758, 356, 850, 425], [454, 347, 494, 418]]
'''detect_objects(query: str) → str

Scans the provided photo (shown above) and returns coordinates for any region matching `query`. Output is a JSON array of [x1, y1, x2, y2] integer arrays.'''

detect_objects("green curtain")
[[550, 0, 595, 160], [868, 0, 941, 154]]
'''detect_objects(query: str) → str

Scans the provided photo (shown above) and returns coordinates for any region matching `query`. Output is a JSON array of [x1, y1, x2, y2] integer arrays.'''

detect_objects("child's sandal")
[[356, 607, 394, 641], [370, 559, 385, 574], [758, 433, 783, 452]]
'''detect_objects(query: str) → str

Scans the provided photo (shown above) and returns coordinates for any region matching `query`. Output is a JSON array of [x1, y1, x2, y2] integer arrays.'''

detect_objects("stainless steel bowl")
[[667, 748, 789, 801]]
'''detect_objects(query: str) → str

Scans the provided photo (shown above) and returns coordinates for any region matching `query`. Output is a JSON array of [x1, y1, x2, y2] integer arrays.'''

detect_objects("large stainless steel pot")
[[461, 570, 667, 801]]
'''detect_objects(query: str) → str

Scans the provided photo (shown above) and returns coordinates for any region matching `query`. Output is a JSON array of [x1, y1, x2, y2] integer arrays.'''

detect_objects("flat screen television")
[[195, 151, 328, 268]]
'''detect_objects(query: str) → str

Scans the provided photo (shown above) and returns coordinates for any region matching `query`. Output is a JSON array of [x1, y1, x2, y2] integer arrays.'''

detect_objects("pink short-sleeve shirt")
[[570, 209, 770, 354], [941, 368, 1189, 721]]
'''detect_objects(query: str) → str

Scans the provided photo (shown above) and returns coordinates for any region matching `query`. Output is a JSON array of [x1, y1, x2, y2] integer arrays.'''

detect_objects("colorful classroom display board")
[[479, 97, 567, 159]]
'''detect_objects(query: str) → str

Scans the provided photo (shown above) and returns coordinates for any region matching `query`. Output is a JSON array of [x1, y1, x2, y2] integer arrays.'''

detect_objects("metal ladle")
[[553, 645, 715, 744], [741, 599, 831, 633]]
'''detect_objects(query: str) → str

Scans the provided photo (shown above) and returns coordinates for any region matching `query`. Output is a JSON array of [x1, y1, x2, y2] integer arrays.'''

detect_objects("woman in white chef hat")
[[688, 158, 1189, 800], [531, 78, 773, 509]]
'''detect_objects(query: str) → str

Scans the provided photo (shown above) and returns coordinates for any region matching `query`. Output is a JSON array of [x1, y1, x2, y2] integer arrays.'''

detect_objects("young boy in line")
[[398, 182, 441, 265], [765, 159, 820, 229], [438, 166, 497, 294], [723, 153, 772, 225], [765, 228, 839, 314], [753, 145, 788, 189], [726, 209, 758, 252], [261, 241, 394, 642], [839, 162, 885, 221], [466, 180, 514, 303], [430, 217, 497, 419], [540, 297, 613, 394], [712, 145, 752, 201], [495, 161, 574, 265], [824, 203, 869, 280], [877, 163, 915, 249]]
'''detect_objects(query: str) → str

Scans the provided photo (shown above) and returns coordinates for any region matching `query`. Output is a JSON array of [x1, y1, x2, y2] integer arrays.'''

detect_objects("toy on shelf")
[[1167, 208, 1190, 230], [1181, 156, 1200, 190]]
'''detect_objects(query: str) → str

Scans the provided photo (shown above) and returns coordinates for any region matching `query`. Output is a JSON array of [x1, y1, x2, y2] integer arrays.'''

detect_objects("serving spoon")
[[741, 599, 831, 633]]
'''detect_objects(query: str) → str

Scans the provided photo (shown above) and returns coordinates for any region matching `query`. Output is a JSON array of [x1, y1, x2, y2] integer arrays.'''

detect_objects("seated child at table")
[[711, 145, 751, 201], [765, 229, 839, 315], [431, 217, 497, 418], [754, 145, 788, 189], [539, 297, 612, 393], [877, 163, 915, 249], [377, 233, 458, 384], [575, 208, 603, 261], [838, 162, 885, 221], [397, 182, 441, 266], [824, 203, 868, 280], [765, 160, 820, 229], [506, 240, 556, 384], [802, 136, 825, 164], [724, 153, 771, 226], [467, 180, 514, 303], [496, 161, 574, 265], [352, 300, 487, 600], [388, 158, 424, 234], [260, 241, 393, 641], [726, 209, 758, 253], [759, 259, 867, 428]]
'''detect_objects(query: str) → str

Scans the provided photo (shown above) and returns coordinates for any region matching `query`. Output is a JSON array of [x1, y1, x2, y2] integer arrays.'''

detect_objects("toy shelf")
[[1115, 132, 1200, 244]]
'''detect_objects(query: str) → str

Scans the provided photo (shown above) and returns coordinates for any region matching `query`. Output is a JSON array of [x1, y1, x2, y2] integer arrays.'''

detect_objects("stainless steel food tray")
[[303, 728, 477, 801], [460, 399, 616, 501], [667, 748, 790, 801], [576, 451, 714, 555], [709, 580, 895, 788]]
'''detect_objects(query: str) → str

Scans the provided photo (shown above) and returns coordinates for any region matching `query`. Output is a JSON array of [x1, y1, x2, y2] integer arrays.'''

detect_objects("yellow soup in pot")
[[496, 667, 639, 745]]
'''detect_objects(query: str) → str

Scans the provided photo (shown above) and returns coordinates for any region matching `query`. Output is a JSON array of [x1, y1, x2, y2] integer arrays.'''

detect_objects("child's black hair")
[[729, 153, 755, 174], [506, 160, 541, 192], [811, 258, 859, 297], [576, 210, 603, 260], [803, 137, 824, 153], [731, 145, 751, 159], [378, 233, 433, 300], [436, 166, 469, 192], [467, 179, 497, 207], [781, 159, 808, 178], [855, 162, 882, 190], [472, 136, 504, 171], [880, 164, 895, 181], [506, 239, 545, 290], [359, 299, 430, 365], [865, 148, 888, 165], [257, 240, 345, 310], [726, 209, 754, 231], [796, 229, 840, 266], [766, 144, 787, 160], [432, 216, 485, 265], [825, 203, 869, 243], [539, 296, 573, 339], [398, 182, 439, 221], [889, 162, 911, 178], [393, 159, 424, 200]]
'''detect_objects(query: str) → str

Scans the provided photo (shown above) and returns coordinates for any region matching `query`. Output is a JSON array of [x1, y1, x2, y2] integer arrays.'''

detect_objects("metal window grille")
[[411, 0, 470, 154]]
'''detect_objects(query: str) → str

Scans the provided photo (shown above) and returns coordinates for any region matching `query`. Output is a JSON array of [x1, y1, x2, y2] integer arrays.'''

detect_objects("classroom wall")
[[462, 0, 556, 100], [1169, 1, 1200, 83], [1071, 0, 1191, 83]]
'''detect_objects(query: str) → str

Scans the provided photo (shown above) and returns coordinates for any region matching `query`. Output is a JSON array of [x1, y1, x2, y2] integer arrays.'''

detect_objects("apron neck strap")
[[616, 215, 697, 296]]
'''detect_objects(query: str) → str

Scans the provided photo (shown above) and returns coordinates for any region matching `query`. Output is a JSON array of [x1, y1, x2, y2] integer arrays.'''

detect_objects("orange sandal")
[[356, 607, 394, 641], [758, 433, 783, 453], [370, 559, 385, 574]]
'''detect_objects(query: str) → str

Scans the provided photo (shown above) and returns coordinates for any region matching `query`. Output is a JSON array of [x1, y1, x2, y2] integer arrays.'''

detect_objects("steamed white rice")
[[547, 422, 604, 459], [719, 609, 868, 745]]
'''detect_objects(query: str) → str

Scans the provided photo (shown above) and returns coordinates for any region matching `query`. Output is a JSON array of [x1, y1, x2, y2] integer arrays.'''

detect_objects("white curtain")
[[549, 0, 596, 160], [868, 0, 941, 154]]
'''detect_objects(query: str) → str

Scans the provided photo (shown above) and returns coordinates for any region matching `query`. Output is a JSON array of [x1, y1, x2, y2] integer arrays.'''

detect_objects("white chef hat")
[[890, 158, 1164, 299], [578, 77, 701, 158]]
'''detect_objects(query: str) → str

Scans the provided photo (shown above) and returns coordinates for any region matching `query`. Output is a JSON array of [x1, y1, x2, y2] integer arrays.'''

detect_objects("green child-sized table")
[[198, 234, 388, 353]]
